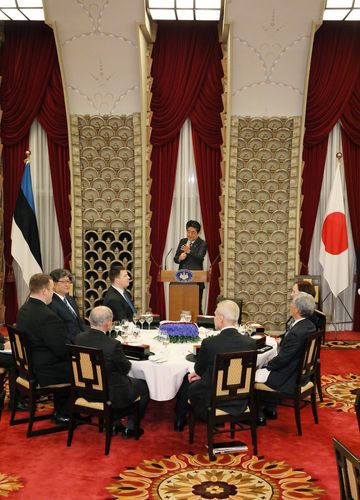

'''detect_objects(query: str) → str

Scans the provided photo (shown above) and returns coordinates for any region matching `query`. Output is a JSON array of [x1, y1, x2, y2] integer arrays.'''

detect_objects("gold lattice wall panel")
[[72, 114, 143, 315], [232, 117, 296, 331]]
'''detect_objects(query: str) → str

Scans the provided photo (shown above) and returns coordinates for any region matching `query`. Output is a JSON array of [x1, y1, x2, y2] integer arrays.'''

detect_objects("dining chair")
[[188, 350, 258, 461], [255, 330, 323, 436], [313, 309, 326, 400], [0, 367, 7, 420], [6, 324, 70, 437], [355, 389, 360, 432], [66, 344, 140, 455], [333, 437, 360, 500]]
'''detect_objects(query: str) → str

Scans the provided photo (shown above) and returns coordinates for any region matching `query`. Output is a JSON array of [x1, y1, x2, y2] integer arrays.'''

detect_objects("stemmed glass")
[[161, 331, 170, 349], [133, 312, 140, 327], [139, 314, 146, 330], [145, 311, 153, 330], [112, 321, 121, 338]]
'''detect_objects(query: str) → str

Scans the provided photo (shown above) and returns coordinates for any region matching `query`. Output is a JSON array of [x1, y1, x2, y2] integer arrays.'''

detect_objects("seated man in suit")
[[16, 273, 71, 423], [174, 220, 208, 314], [174, 300, 257, 431], [75, 306, 149, 438], [48, 268, 87, 342], [103, 265, 136, 322], [255, 291, 316, 424], [286, 280, 323, 332]]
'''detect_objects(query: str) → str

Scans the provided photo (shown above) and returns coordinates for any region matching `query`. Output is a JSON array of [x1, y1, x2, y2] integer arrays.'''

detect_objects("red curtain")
[[341, 75, 360, 329], [300, 22, 360, 273], [0, 22, 70, 323], [149, 21, 223, 318]]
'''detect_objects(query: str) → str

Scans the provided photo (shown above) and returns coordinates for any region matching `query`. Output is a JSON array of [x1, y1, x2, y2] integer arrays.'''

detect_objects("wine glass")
[[133, 312, 140, 327], [139, 314, 146, 330], [145, 311, 153, 330], [161, 331, 170, 349]]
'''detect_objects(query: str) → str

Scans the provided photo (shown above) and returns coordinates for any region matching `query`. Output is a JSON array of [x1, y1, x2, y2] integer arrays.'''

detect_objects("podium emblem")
[[175, 269, 193, 282]]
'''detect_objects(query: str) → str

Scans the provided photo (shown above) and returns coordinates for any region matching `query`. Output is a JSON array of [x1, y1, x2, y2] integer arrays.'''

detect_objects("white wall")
[[44, 0, 324, 117]]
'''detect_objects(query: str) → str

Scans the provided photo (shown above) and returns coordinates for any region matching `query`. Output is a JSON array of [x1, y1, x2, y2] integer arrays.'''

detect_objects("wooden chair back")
[[295, 330, 322, 390], [333, 437, 360, 500], [7, 325, 33, 381]]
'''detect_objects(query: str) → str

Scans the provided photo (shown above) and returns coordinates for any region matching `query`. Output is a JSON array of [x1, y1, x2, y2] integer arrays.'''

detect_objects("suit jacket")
[[266, 317, 316, 393], [16, 297, 70, 386], [189, 327, 257, 419], [174, 237, 207, 270], [103, 286, 135, 322], [48, 293, 86, 343], [75, 328, 139, 409]]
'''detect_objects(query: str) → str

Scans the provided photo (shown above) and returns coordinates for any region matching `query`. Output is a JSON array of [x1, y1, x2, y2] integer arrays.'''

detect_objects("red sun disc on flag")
[[321, 212, 348, 255]]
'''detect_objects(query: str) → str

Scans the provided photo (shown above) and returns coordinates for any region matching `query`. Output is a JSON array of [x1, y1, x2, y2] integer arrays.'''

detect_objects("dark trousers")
[[0, 353, 16, 404], [114, 378, 149, 429]]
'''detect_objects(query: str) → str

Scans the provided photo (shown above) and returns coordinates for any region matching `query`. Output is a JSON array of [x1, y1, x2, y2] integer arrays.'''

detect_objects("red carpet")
[[0, 335, 359, 499]]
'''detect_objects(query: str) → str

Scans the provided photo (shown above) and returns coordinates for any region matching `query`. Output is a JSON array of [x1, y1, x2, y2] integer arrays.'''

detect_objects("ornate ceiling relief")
[[229, 116, 299, 332], [71, 114, 141, 319]]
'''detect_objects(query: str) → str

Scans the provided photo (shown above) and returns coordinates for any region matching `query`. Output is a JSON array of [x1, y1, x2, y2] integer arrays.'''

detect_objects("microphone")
[[164, 248, 173, 270]]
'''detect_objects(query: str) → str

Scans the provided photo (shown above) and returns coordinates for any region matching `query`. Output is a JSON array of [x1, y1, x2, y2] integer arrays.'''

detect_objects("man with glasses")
[[48, 269, 86, 342]]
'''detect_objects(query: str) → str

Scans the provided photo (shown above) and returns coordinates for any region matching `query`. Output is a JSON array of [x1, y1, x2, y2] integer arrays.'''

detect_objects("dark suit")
[[75, 328, 148, 418], [266, 318, 316, 393], [16, 297, 70, 414], [174, 237, 208, 313], [48, 293, 86, 342], [176, 327, 257, 421], [103, 286, 135, 322]]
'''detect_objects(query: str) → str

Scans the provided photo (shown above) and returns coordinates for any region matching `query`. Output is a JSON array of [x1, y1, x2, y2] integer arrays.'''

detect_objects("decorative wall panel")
[[229, 116, 300, 331], [72, 114, 142, 319]]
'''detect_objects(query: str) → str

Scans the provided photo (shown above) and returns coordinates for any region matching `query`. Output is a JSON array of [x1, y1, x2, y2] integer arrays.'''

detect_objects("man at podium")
[[174, 220, 207, 313]]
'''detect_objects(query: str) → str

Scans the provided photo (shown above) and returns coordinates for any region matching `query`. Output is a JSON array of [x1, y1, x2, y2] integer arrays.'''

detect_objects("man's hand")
[[188, 371, 201, 383], [179, 252, 187, 261], [181, 243, 190, 254]]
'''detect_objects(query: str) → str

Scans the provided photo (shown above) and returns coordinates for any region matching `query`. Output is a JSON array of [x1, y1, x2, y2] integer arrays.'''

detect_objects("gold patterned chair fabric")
[[188, 350, 258, 461], [67, 344, 140, 455], [255, 330, 323, 436], [333, 437, 360, 500], [6, 325, 70, 437]]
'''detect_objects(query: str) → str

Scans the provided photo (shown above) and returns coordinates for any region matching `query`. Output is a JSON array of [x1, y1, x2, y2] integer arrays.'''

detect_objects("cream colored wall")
[[44, 0, 324, 117]]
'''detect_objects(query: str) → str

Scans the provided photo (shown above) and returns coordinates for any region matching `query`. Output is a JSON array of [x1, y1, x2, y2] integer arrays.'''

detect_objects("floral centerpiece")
[[159, 322, 200, 343]]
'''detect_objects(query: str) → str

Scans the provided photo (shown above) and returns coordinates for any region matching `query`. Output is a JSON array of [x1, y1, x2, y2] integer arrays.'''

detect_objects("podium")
[[159, 270, 210, 321]]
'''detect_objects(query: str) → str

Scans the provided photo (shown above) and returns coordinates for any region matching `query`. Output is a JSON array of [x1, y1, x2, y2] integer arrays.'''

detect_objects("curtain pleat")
[[300, 22, 360, 275], [149, 21, 223, 318], [0, 21, 70, 322]]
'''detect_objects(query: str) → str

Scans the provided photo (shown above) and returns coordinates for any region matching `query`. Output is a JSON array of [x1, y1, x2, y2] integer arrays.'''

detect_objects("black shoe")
[[263, 408, 277, 420], [174, 418, 187, 432], [52, 412, 70, 424], [112, 421, 126, 435], [122, 427, 144, 439]]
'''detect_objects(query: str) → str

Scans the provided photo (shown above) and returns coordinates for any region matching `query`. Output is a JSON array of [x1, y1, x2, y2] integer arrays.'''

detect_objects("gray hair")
[[215, 300, 239, 324], [89, 306, 113, 327], [293, 291, 315, 318]]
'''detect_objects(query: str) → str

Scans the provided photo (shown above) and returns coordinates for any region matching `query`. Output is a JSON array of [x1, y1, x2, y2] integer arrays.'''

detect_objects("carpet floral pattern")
[[0, 473, 23, 497], [323, 340, 360, 349], [319, 373, 360, 412], [106, 452, 324, 499]]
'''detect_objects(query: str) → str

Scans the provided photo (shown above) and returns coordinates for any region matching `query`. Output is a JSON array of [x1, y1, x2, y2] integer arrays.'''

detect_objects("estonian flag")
[[11, 159, 42, 285]]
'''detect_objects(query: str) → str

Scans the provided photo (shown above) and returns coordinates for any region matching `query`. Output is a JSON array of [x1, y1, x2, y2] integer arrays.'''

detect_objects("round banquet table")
[[124, 330, 278, 401]]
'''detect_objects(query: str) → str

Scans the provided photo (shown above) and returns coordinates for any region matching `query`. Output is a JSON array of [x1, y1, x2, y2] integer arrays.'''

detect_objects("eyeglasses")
[[57, 279, 72, 284]]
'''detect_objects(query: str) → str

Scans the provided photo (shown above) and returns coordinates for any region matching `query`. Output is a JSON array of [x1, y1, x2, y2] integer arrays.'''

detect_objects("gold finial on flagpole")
[[24, 150, 31, 164]]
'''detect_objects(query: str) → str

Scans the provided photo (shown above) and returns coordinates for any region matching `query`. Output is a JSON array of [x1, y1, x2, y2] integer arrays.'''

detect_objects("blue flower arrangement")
[[159, 322, 200, 343]]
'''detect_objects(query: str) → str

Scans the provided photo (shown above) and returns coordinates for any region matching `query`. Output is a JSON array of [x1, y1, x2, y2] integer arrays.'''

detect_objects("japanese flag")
[[319, 167, 349, 297]]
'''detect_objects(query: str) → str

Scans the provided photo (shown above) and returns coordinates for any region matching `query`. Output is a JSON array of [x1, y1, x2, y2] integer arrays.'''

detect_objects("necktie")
[[64, 296, 77, 317], [122, 292, 136, 314]]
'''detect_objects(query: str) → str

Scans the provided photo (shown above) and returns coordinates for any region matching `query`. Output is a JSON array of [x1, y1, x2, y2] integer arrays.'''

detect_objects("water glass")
[[112, 321, 121, 338], [133, 313, 140, 326], [145, 311, 153, 330], [161, 331, 170, 349]]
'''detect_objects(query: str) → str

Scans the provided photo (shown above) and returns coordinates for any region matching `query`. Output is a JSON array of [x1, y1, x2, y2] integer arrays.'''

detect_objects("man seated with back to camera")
[[16, 273, 71, 423], [75, 306, 149, 439], [103, 264, 136, 322], [174, 299, 257, 432], [48, 268, 87, 343], [255, 291, 316, 425]]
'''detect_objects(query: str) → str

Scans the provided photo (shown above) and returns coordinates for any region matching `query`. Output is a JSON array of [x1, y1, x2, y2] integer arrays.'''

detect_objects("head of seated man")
[[214, 299, 240, 331], [50, 268, 73, 298], [29, 273, 55, 304], [291, 280, 316, 300], [109, 265, 130, 291], [290, 291, 315, 320], [89, 305, 113, 332]]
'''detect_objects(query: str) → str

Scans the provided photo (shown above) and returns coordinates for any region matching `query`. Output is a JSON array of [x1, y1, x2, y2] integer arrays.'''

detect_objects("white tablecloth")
[[126, 330, 277, 401]]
